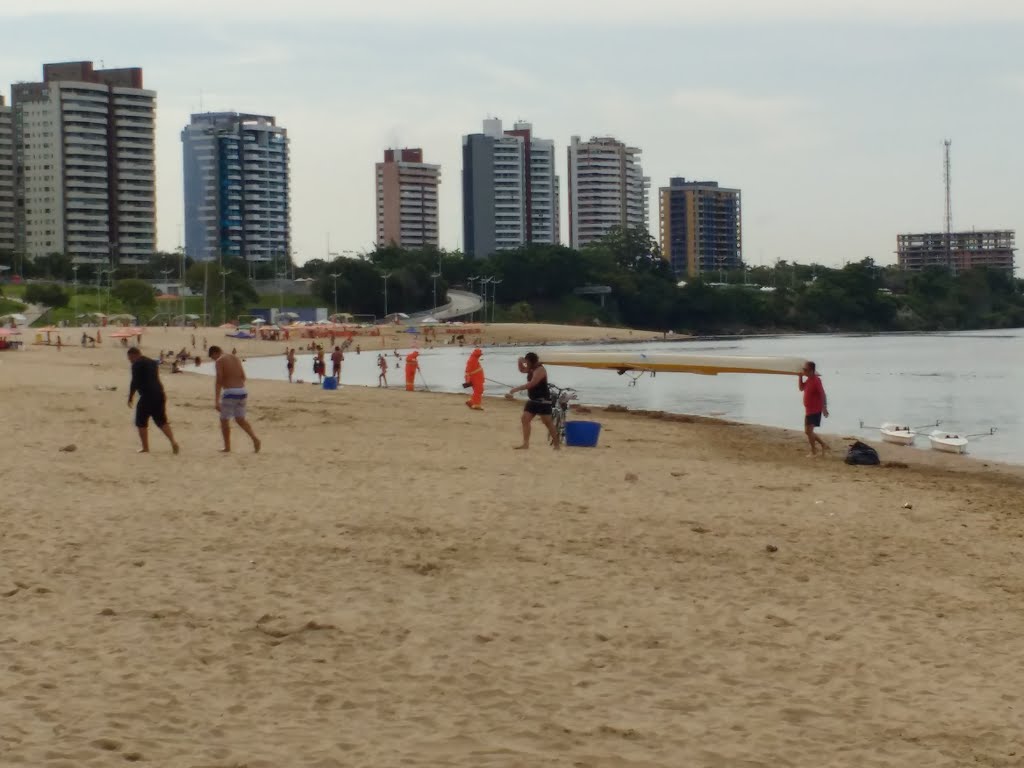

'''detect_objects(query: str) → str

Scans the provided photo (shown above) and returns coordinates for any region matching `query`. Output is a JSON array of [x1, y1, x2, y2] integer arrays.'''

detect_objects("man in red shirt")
[[799, 361, 829, 456]]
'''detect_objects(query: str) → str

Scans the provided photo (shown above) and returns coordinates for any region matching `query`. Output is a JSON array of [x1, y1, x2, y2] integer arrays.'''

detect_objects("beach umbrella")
[[0, 328, 21, 336], [251, 318, 267, 325]]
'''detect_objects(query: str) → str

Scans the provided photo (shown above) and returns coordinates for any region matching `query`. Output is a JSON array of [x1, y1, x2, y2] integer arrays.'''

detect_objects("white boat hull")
[[880, 423, 916, 446], [929, 431, 968, 454]]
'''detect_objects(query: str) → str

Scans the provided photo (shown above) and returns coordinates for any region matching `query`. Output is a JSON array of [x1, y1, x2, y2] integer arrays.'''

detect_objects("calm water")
[[195, 330, 1023, 463]]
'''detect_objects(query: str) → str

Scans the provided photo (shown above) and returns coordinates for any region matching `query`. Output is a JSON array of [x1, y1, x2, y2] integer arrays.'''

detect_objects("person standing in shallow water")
[[209, 345, 261, 453], [798, 360, 829, 457], [331, 346, 343, 382]]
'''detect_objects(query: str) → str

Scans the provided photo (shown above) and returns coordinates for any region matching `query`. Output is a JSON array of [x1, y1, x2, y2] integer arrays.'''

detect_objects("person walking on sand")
[[799, 360, 829, 457], [464, 347, 485, 409], [209, 345, 261, 453], [286, 347, 296, 383], [315, 347, 326, 384], [126, 347, 179, 454], [504, 352, 559, 450], [377, 354, 389, 387], [331, 345, 344, 382]]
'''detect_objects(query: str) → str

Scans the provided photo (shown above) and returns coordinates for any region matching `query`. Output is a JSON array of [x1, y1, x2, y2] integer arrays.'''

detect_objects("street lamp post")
[[220, 268, 232, 325], [72, 265, 79, 323], [276, 270, 288, 323], [105, 268, 117, 315], [160, 268, 173, 325], [467, 276, 478, 320], [430, 271, 440, 311], [177, 247, 186, 327], [479, 277, 491, 324], [381, 272, 392, 319], [329, 272, 341, 318], [489, 278, 502, 323]]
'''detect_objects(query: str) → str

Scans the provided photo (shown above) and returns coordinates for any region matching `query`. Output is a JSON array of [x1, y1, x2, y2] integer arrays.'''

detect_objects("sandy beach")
[[2, 326, 1023, 767]]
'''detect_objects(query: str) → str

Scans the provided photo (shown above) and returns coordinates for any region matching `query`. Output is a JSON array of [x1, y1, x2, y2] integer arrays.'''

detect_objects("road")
[[422, 289, 483, 321]]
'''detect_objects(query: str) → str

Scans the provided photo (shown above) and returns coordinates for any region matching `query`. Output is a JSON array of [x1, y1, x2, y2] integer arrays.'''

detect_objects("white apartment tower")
[[567, 135, 649, 249], [182, 112, 290, 264], [0, 96, 13, 254], [11, 61, 156, 264], [375, 148, 441, 249], [462, 118, 559, 258]]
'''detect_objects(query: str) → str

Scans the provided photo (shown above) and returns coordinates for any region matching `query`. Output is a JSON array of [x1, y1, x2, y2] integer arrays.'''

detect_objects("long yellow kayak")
[[541, 352, 807, 376]]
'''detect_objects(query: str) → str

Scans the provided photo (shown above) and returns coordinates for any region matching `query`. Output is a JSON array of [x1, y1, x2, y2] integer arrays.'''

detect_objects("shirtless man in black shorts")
[[127, 347, 179, 454], [286, 347, 296, 383], [504, 352, 560, 450]]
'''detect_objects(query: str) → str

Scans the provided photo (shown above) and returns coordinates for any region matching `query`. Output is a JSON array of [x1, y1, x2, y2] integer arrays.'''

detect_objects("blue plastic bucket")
[[564, 420, 601, 447], [322, 376, 338, 390]]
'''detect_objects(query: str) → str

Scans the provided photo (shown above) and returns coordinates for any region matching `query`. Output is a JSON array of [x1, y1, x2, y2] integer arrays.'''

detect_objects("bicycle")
[[548, 384, 578, 446]]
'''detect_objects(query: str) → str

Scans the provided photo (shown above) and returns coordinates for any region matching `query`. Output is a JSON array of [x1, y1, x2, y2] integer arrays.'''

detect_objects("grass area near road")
[[0, 297, 27, 315]]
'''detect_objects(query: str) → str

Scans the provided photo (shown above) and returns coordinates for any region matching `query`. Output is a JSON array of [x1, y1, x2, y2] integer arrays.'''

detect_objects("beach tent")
[[109, 329, 144, 340], [0, 313, 27, 327], [0, 327, 21, 350]]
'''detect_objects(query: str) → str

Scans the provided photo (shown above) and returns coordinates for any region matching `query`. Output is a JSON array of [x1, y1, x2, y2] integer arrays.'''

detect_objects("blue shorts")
[[221, 390, 248, 420]]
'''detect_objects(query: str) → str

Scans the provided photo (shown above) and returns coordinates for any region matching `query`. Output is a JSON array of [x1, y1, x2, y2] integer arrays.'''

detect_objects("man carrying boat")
[[799, 361, 829, 457]]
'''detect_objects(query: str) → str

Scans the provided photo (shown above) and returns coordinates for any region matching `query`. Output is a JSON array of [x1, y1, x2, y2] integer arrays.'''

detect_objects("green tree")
[[24, 283, 70, 309], [112, 279, 157, 320], [184, 259, 259, 322], [583, 226, 669, 276]]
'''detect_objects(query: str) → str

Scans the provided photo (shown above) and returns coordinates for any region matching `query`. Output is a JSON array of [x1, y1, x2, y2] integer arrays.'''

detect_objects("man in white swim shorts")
[[209, 345, 261, 453]]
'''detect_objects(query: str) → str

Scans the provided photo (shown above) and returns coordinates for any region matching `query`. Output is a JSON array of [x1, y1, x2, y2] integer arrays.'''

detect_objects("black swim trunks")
[[135, 397, 168, 428], [805, 412, 822, 428], [524, 399, 553, 417]]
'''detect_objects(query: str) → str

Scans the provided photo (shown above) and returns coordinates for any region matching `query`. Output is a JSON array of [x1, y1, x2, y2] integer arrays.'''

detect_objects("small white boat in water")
[[929, 430, 969, 454], [880, 423, 916, 446]]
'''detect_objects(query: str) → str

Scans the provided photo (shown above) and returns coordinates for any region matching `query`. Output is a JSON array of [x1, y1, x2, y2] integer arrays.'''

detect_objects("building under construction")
[[896, 230, 1015, 273]]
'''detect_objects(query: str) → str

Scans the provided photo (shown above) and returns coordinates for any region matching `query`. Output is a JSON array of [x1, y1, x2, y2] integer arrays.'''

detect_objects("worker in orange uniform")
[[464, 347, 485, 409], [405, 350, 419, 391]]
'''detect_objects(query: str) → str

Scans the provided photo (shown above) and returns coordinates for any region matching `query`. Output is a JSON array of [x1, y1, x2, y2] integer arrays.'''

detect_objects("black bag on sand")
[[845, 441, 880, 466]]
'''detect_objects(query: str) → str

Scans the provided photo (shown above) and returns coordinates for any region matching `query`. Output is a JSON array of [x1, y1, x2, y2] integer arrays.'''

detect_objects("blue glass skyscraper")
[[182, 112, 289, 266]]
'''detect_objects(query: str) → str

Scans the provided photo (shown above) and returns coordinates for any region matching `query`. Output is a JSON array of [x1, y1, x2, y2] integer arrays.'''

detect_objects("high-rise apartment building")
[[567, 135, 649, 249], [659, 178, 742, 278], [897, 230, 1015, 273], [11, 61, 156, 264], [0, 95, 13, 254], [462, 118, 559, 258], [375, 148, 440, 249], [182, 112, 290, 265]]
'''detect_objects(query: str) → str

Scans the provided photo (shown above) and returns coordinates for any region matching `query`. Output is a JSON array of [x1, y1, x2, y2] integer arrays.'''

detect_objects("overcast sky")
[[2, 0, 1021, 267]]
